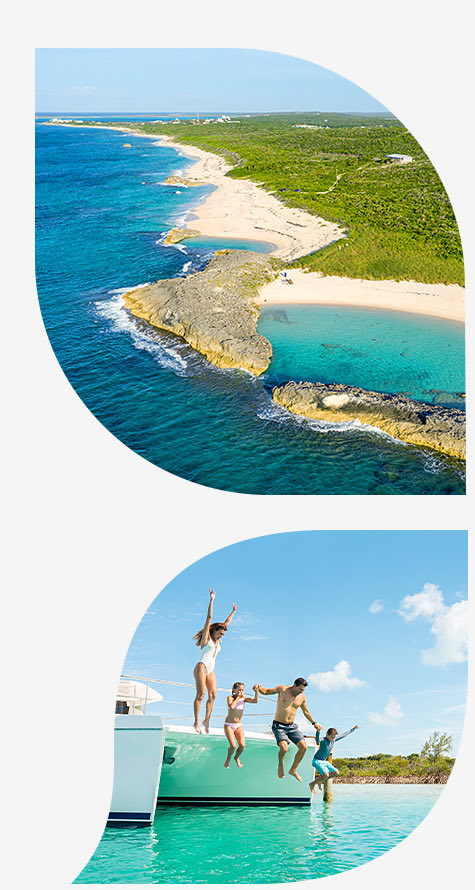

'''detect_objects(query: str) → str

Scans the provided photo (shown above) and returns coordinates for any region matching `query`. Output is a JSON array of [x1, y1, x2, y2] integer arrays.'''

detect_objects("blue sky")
[[35, 48, 388, 114], [124, 531, 468, 757]]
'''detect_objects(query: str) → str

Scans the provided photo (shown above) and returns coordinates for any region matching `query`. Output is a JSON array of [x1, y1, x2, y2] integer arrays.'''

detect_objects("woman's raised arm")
[[201, 588, 216, 646], [223, 602, 238, 628]]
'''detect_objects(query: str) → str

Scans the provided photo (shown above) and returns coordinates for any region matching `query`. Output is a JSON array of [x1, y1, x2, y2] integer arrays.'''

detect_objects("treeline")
[[69, 114, 464, 284], [333, 752, 455, 780], [129, 113, 463, 285]]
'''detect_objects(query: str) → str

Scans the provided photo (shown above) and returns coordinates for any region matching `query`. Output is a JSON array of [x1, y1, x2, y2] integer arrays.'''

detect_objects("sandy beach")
[[158, 134, 465, 323], [157, 135, 344, 262], [256, 269, 465, 323], [46, 123, 343, 261], [48, 123, 465, 323]]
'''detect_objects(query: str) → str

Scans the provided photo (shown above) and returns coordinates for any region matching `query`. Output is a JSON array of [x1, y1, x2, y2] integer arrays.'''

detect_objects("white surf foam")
[[94, 293, 189, 374], [257, 397, 397, 440]]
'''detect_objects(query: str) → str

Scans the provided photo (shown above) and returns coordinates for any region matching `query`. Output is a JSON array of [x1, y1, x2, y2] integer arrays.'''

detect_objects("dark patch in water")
[[322, 342, 364, 358], [265, 308, 292, 324]]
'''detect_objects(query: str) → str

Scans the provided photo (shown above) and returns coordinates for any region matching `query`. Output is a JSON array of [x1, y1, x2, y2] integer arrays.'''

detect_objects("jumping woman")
[[193, 588, 238, 734], [223, 682, 259, 768]]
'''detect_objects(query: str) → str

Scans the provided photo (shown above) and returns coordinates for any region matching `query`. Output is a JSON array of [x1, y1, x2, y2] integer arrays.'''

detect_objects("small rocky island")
[[163, 174, 206, 187], [272, 381, 465, 460], [163, 226, 200, 245], [123, 250, 276, 375]]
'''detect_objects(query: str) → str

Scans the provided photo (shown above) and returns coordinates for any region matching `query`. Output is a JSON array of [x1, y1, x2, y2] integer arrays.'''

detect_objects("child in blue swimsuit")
[[310, 724, 359, 793]]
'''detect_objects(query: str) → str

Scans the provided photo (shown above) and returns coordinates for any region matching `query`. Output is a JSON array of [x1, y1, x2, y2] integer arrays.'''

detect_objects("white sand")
[[49, 124, 343, 260], [48, 124, 465, 322], [257, 269, 465, 323], [157, 135, 344, 262], [157, 135, 464, 322]]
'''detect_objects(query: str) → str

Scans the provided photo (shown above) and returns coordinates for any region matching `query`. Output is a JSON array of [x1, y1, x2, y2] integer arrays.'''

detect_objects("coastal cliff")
[[272, 381, 465, 460], [123, 250, 275, 375]]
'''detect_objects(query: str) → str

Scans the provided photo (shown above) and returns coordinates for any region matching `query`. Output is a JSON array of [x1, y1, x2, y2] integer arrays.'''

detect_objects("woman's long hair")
[[193, 622, 227, 647]]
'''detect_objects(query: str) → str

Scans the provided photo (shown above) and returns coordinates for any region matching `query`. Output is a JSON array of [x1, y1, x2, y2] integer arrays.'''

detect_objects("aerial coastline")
[[257, 270, 465, 323], [46, 121, 344, 262], [157, 135, 344, 262], [47, 120, 465, 325]]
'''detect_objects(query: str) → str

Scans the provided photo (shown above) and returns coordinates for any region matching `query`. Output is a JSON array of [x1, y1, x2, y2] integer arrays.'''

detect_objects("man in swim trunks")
[[254, 678, 321, 782]]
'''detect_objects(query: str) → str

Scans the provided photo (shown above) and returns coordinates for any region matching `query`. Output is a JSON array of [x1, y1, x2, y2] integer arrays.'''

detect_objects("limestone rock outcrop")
[[163, 227, 200, 244], [272, 381, 465, 459], [123, 250, 276, 375], [163, 175, 206, 187]]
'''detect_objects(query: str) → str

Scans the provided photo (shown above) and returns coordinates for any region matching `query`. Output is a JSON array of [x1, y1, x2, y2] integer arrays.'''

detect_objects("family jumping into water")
[[192, 589, 360, 783]]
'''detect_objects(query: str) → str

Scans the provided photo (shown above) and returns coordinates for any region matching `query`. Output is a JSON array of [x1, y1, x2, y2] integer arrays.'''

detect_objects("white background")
[[3, 1, 473, 887]]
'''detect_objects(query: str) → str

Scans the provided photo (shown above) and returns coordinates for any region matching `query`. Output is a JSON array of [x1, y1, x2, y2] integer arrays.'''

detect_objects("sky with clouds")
[[123, 531, 467, 757], [35, 48, 389, 114]]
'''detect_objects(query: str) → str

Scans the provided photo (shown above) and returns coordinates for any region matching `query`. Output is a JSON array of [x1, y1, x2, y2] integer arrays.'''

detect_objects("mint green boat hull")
[[158, 726, 313, 805]]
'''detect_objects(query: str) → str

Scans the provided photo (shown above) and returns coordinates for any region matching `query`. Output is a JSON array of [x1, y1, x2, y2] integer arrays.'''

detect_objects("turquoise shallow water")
[[76, 785, 442, 883], [35, 121, 465, 494], [259, 305, 465, 409]]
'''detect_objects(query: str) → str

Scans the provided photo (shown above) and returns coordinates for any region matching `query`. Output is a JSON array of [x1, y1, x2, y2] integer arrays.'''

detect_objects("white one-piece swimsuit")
[[198, 640, 221, 675]]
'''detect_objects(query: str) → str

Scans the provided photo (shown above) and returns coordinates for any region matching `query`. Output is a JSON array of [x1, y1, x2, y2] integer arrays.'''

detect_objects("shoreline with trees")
[[333, 731, 455, 784]]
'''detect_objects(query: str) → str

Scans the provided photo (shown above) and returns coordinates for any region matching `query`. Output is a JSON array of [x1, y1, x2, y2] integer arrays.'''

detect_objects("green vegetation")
[[66, 113, 464, 284], [333, 732, 455, 781], [421, 730, 453, 761]]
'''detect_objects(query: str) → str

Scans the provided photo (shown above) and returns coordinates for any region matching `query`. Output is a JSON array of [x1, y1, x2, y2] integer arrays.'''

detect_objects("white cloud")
[[422, 601, 468, 667], [69, 85, 100, 96], [442, 703, 466, 714], [369, 695, 403, 726], [308, 660, 367, 693], [369, 599, 384, 614], [398, 583, 468, 667], [230, 612, 267, 642], [398, 582, 445, 621]]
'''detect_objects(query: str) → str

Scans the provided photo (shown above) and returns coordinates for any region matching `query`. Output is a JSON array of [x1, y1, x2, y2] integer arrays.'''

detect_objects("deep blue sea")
[[35, 120, 465, 494], [75, 785, 443, 883]]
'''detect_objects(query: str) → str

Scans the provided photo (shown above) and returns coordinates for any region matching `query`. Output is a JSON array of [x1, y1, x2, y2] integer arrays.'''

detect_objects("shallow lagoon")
[[35, 123, 465, 494], [259, 304, 465, 409], [76, 785, 443, 883]]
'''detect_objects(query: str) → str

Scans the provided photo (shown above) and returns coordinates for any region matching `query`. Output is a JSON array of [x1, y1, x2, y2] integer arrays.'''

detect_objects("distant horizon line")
[[36, 109, 393, 117]]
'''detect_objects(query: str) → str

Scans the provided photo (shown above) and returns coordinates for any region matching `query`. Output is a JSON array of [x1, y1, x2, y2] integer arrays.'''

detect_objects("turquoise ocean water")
[[76, 785, 443, 883], [259, 305, 464, 408], [35, 119, 465, 494]]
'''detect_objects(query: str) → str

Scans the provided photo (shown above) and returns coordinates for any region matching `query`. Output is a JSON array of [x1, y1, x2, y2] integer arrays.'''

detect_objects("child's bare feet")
[[289, 767, 302, 782], [202, 719, 210, 734], [278, 762, 285, 778], [234, 756, 243, 768], [193, 722, 202, 734], [309, 781, 317, 795], [224, 755, 232, 768]]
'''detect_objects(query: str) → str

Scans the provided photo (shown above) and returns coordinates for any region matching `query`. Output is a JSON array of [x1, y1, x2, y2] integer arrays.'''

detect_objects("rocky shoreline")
[[163, 226, 200, 245], [122, 249, 465, 460], [123, 250, 276, 375], [334, 776, 448, 784], [272, 381, 465, 460]]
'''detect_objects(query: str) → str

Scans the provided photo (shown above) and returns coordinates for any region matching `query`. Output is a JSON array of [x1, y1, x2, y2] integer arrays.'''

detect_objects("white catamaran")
[[110, 676, 314, 824]]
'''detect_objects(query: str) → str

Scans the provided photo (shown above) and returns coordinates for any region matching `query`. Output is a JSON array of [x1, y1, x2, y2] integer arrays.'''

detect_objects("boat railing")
[[117, 673, 278, 729]]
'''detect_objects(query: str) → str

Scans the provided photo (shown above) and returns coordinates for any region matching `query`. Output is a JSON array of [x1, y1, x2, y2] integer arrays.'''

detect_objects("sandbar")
[[46, 122, 343, 261], [47, 122, 465, 323], [257, 269, 465, 323], [157, 136, 344, 262]]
